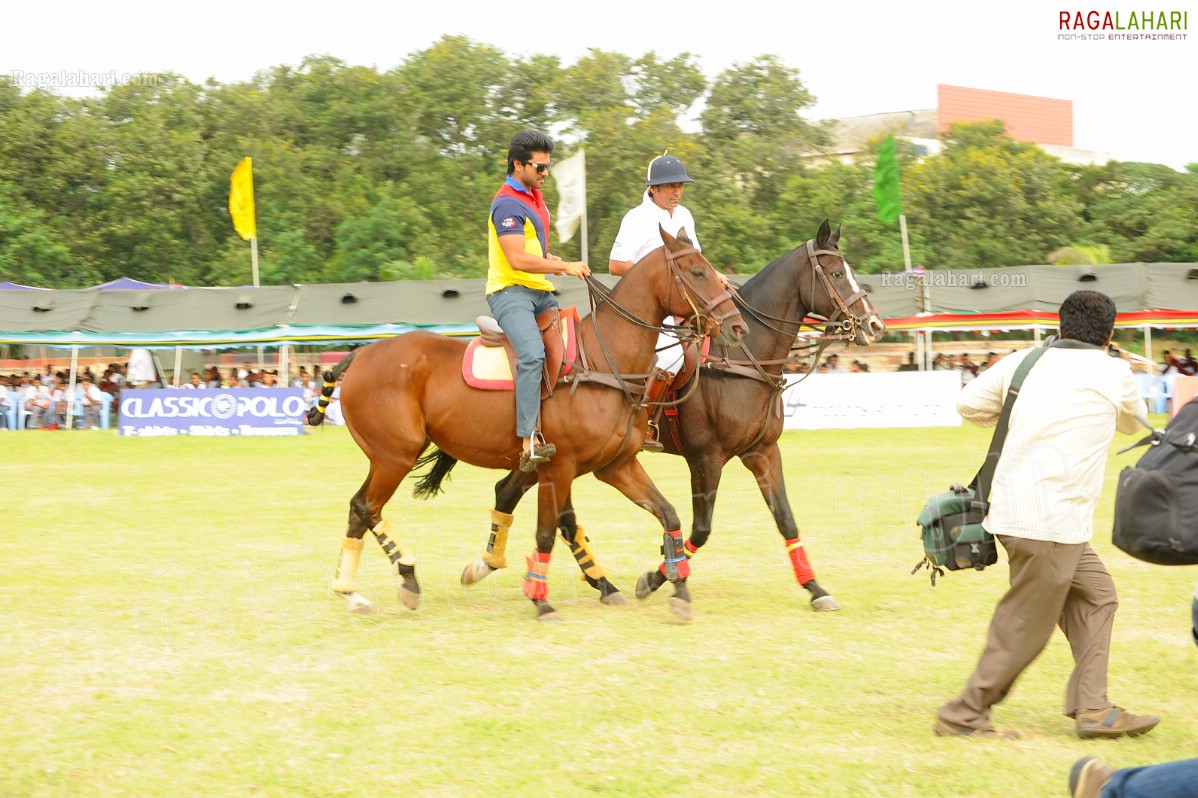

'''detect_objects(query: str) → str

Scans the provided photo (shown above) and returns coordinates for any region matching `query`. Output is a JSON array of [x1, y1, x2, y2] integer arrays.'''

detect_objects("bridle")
[[803, 239, 873, 342], [584, 243, 734, 345], [661, 243, 736, 340], [727, 239, 875, 344], [573, 242, 738, 470]]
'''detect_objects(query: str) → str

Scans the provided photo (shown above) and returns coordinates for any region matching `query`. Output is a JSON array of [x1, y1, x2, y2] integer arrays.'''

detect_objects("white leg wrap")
[[330, 537, 365, 593]]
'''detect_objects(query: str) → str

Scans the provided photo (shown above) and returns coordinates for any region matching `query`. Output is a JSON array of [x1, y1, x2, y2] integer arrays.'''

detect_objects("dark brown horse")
[[312, 228, 746, 620], [457, 220, 885, 611]]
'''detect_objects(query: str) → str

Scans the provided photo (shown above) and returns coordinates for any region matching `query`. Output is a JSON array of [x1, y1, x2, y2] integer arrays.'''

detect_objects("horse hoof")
[[534, 600, 559, 621], [460, 558, 497, 585], [811, 595, 840, 612], [635, 571, 656, 599], [667, 596, 693, 622], [339, 592, 374, 615], [398, 586, 421, 611], [600, 591, 628, 606]]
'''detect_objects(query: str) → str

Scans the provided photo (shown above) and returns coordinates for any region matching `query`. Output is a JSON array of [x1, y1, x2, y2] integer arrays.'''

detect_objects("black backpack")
[[1112, 398, 1198, 565]]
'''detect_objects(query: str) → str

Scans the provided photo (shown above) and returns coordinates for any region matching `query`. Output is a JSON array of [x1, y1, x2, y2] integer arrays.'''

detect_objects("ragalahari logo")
[[1058, 9, 1189, 40]]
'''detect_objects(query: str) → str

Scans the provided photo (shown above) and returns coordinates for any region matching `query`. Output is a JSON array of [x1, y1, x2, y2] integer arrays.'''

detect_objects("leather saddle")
[[462, 306, 580, 397], [667, 335, 707, 395]]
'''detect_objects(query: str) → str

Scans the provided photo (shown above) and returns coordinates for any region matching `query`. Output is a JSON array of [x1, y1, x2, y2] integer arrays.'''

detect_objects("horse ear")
[[829, 225, 841, 249], [816, 219, 832, 247], [676, 226, 693, 245], [659, 224, 678, 248]]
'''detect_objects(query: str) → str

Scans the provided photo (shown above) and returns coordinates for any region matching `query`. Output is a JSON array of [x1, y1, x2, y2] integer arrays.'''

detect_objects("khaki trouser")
[[937, 537, 1118, 730]]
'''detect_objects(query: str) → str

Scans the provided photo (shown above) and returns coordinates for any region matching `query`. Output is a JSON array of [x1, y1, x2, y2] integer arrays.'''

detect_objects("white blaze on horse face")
[[844, 264, 862, 297]]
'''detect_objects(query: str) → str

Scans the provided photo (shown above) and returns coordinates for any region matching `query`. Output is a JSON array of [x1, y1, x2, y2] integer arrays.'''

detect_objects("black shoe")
[[519, 442, 556, 472]]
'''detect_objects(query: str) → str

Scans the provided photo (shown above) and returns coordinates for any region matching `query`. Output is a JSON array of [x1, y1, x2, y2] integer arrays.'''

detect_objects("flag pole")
[[578, 149, 588, 265], [901, 213, 934, 369], [250, 236, 260, 287]]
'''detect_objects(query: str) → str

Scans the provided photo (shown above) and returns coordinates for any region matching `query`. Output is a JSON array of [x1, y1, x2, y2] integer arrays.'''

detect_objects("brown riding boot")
[[641, 421, 664, 453], [641, 370, 673, 453]]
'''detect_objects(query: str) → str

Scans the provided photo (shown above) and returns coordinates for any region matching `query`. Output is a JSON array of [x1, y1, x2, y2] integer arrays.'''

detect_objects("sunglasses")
[[524, 161, 552, 174]]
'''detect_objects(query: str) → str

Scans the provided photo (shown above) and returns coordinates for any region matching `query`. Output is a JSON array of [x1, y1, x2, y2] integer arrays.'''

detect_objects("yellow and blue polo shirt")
[[486, 176, 554, 295]]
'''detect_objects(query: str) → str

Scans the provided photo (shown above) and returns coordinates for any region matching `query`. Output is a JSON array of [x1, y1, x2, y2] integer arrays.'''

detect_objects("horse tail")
[[412, 445, 459, 500], [306, 349, 359, 427]]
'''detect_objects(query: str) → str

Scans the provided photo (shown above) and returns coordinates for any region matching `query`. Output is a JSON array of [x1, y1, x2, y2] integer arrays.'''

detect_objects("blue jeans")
[[1104, 758, 1198, 797], [485, 285, 559, 439]]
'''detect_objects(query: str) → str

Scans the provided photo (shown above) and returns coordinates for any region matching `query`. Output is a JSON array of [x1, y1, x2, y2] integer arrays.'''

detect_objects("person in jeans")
[[485, 128, 590, 472], [935, 290, 1158, 740], [1067, 584, 1198, 797]]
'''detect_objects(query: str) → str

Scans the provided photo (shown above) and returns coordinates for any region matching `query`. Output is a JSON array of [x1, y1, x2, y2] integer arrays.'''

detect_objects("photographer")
[[934, 290, 1156, 740]]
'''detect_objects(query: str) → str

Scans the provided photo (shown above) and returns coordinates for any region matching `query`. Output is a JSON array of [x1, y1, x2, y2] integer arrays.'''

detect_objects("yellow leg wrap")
[[483, 509, 513, 570], [330, 536, 365, 593], [369, 519, 416, 570], [561, 525, 606, 580]]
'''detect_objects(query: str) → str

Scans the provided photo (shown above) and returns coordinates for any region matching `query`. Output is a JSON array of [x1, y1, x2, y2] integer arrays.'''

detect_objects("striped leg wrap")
[[523, 551, 551, 600], [561, 525, 605, 580], [785, 537, 815, 585], [330, 536, 365, 592], [369, 519, 416, 573], [658, 530, 691, 581], [483, 509, 513, 570]]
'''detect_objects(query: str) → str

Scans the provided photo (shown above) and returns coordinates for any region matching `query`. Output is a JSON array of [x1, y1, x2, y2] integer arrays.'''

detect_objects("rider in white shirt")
[[609, 154, 724, 451]]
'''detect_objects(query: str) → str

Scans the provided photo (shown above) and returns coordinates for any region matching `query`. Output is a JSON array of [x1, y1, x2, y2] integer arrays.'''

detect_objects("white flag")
[[553, 149, 586, 243]]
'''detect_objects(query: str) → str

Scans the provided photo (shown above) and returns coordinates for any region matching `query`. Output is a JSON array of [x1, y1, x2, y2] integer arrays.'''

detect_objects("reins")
[[700, 241, 867, 385], [577, 243, 728, 401], [566, 244, 733, 470]]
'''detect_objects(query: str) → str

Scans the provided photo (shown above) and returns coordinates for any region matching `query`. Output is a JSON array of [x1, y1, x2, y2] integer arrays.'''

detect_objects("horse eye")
[[832, 271, 844, 279]]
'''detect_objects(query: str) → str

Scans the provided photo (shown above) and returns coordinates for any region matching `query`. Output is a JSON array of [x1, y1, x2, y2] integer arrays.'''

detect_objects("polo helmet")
[[645, 155, 694, 186]]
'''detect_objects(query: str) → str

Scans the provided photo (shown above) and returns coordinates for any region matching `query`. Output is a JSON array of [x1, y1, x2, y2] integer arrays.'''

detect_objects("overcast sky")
[[5, 0, 1195, 169]]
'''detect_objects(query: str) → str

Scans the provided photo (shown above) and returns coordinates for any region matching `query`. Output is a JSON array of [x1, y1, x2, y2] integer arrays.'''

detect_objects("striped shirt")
[[957, 345, 1146, 544]]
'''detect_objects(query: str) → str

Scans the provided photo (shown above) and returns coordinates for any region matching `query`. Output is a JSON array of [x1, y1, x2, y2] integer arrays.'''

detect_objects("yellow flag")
[[229, 157, 256, 240]]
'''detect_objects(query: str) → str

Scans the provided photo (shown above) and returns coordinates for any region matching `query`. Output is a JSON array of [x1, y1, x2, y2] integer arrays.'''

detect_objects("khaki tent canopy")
[[3, 265, 1198, 347]]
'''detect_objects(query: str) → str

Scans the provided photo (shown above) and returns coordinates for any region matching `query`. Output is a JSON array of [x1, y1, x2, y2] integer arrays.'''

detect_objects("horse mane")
[[735, 220, 841, 315], [736, 248, 797, 308]]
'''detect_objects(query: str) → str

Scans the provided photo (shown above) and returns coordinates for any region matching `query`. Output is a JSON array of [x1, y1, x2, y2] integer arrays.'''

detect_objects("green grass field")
[[2, 420, 1195, 797]]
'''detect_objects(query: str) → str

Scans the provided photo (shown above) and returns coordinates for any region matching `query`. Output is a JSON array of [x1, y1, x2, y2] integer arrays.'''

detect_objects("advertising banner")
[[781, 372, 962, 429], [118, 388, 307, 437]]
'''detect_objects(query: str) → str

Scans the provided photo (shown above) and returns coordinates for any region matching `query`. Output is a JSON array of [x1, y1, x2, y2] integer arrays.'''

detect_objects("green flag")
[[873, 134, 903, 225]]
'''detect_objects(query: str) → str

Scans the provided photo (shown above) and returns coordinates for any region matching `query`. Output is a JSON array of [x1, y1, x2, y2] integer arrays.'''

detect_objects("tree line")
[[1, 35, 1196, 289]]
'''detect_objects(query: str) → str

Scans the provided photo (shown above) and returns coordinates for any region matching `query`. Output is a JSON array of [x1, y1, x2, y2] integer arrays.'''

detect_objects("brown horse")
[[456, 220, 885, 611], [312, 228, 746, 620]]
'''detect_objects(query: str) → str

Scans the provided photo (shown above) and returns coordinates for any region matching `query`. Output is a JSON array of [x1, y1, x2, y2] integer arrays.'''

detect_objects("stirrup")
[[519, 440, 557, 472], [640, 422, 664, 453]]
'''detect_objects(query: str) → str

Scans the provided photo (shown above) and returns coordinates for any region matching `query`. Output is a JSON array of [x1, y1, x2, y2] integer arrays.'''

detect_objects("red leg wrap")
[[785, 537, 815, 585], [658, 530, 691, 580], [523, 551, 551, 601]]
